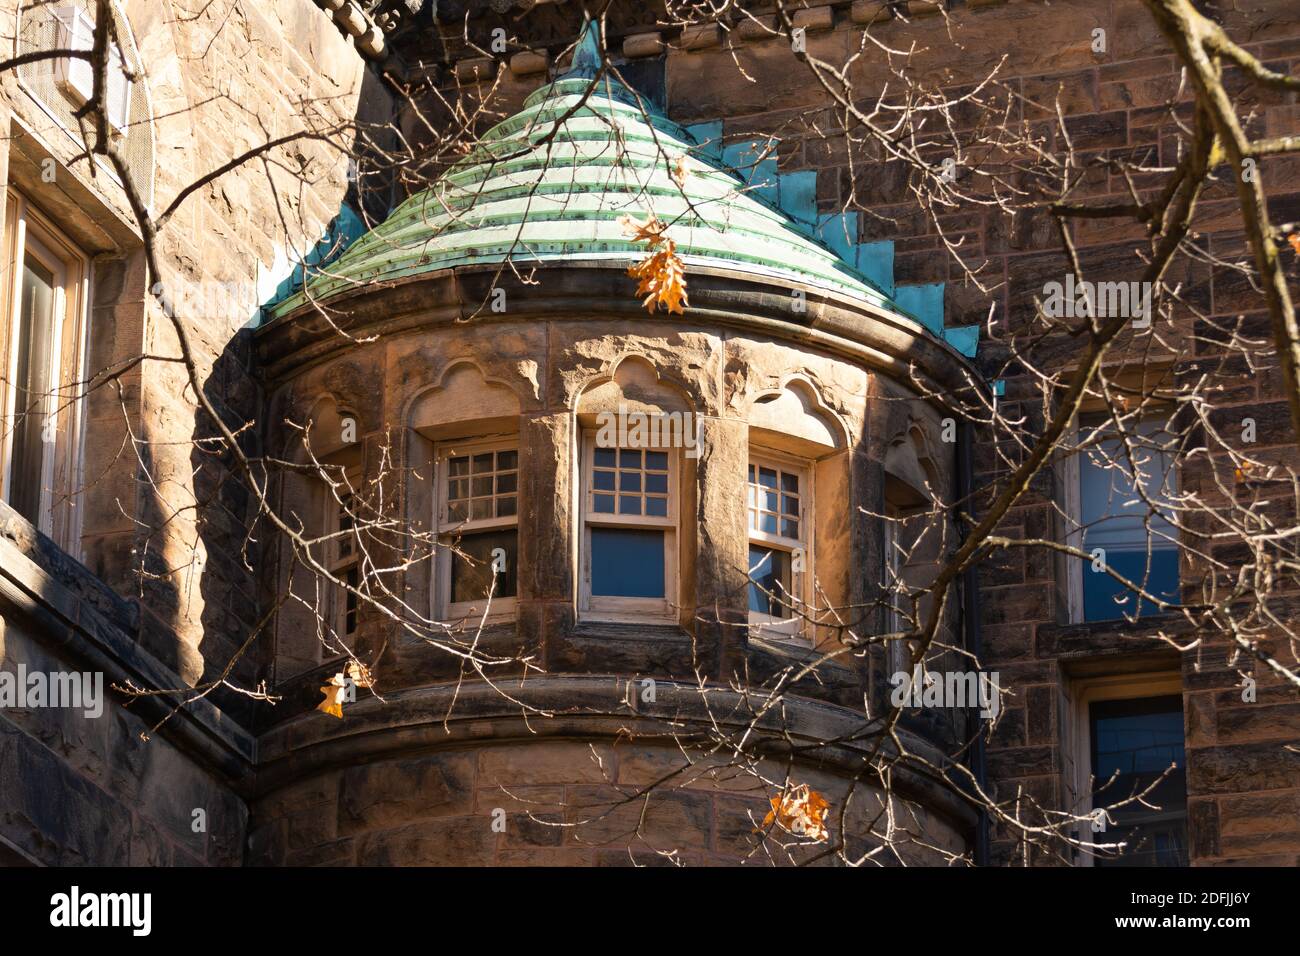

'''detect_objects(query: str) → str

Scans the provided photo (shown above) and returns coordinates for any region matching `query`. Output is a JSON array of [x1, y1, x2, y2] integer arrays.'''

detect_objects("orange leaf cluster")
[[1288, 232, 1300, 256], [668, 154, 690, 189], [317, 674, 347, 719], [761, 783, 830, 841], [620, 214, 689, 315], [316, 660, 375, 719]]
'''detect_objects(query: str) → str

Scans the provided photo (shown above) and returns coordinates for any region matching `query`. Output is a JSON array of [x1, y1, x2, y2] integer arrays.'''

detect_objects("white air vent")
[[52, 5, 131, 135]]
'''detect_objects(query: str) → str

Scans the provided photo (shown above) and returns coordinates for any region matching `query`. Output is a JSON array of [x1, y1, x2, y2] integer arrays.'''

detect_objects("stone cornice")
[[255, 260, 986, 412]]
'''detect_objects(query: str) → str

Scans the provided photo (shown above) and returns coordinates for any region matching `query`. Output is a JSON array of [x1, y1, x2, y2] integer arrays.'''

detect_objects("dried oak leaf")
[[317, 673, 347, 719], [669, 154, 690, 189], [621, 214, 689, 315], [761, 783, 830, 841], [346, 660, 375, 689], [619, 213, 668, 247]]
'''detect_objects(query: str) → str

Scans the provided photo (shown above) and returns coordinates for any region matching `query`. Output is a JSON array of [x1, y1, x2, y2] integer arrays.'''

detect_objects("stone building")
[[0, 0, 1296, 866]]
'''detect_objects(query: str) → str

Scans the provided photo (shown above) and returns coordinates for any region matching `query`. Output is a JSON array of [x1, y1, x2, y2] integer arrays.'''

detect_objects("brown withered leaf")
[[619, 213, 668, 248], [346, 660, 375, 689], [668, 154, 690, 189], [317, 673, 347, 719], [760, 783, 830, 841], [627, 240, 689, 315], [621, 214, 688, 314]]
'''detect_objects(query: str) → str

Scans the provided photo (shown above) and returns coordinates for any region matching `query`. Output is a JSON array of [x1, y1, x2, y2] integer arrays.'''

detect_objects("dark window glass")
[[343, 565, 360, 635], [748, 545, 792, 617], [9, 255, 56, 525], [1084, 549, 1179, 621], [1090, 695, 1187, 867], [1079, 416, 1179, 621], [450, 529, 518, 604], [590, 528, 664, 598]]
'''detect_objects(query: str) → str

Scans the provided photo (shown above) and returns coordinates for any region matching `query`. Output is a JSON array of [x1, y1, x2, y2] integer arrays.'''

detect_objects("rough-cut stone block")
[[679, 24, 720, 51], [736, 16, 777, 41], [623, 31, 664, 58], [793, 6, 834, 32], [851, 1, 893, 24], [338, 752, 476, 834], [509, 50, 548, 76], [454, 57, 496, 83]]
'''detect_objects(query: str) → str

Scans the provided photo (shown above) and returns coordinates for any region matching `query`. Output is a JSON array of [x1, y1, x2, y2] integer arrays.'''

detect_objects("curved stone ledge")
[[254, 674, 980, 832], [256, 261, 984, 409]]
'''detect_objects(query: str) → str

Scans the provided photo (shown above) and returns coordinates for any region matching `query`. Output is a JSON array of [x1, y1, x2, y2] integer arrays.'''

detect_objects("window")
[[1071, 415, 1180, 621], [1067, 673, 1188, 866], [747, 455, 809, 641], [580, 438, 676, 622], [1089, 695, 1188, 866], [1, 191, 89, 549], [325, 470, 361, 642], [52, 5, 132, 134], [436, 440, 518, 624], [882, 508, 910, 677]]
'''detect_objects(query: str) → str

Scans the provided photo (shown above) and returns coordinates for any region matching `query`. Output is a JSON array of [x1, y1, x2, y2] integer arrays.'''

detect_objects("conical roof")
[[268, 22, 903, 320]]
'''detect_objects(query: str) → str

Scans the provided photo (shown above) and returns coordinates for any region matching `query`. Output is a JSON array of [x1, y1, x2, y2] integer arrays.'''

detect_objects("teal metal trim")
[[266, 17, 985, 374]]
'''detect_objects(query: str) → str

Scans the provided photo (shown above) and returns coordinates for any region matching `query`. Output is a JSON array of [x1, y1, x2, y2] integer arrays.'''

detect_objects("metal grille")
[[15, 0, 154, 207]]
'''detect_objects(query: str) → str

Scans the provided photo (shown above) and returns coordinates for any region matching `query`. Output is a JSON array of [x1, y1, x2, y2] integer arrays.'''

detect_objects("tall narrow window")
[[581, 438, 676, 622], [1, 191, 88, 549], [52, 5, 132, 134], [1077, 415, 1179, 621], [437, 440, 518, 624], [325, 471, 361, 641], [747, 455, 809, 640], [1089, 694, 1188, 866], [882, 507, 910, 676]]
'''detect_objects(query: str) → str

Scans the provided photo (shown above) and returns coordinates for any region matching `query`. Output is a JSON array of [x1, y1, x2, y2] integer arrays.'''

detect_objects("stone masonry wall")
[[410, 0, 1300, 865]]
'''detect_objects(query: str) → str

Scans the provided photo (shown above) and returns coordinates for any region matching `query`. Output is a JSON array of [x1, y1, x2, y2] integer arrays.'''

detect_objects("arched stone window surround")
[[573, 354, 698, 626], [743, 376, 849, 645], [275, 395, 363, 681], [882, 421, 945, 676], [404, 360, 525, 629]]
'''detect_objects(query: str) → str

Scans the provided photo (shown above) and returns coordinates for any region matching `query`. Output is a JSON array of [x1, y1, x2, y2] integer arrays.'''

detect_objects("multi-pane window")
[[581, 440, 675, 621], [326, 476, 361, 640], [882, 510, 910, 676], [52, 5, 132, 134], [1077, 415, 1179, 621], [1, 191, 88, 550], [1088, 695, 1188, 866], [747, 457, 808, 639], [437, 441, 518, 621]]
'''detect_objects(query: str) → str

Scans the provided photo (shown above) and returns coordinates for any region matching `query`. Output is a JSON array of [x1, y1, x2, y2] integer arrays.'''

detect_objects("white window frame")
[[746, 450, 812, 643], [435, 436, 519, 625], [1066, 672, 1184, 866], [52, 4, 132, 135], [882, 505, 911, 676], [323, 467, 361, 645], [1, 190, 90, 551], [1065, 415, 1180, 624], [579, 431, 677, 624]]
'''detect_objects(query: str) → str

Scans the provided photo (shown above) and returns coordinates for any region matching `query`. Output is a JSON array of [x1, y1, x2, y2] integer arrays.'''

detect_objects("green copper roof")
[[268, 23, 903, 320]]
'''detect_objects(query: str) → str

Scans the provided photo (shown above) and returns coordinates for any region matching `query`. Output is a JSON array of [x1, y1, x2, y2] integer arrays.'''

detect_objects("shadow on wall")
[[186, 64, 397, 728]]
